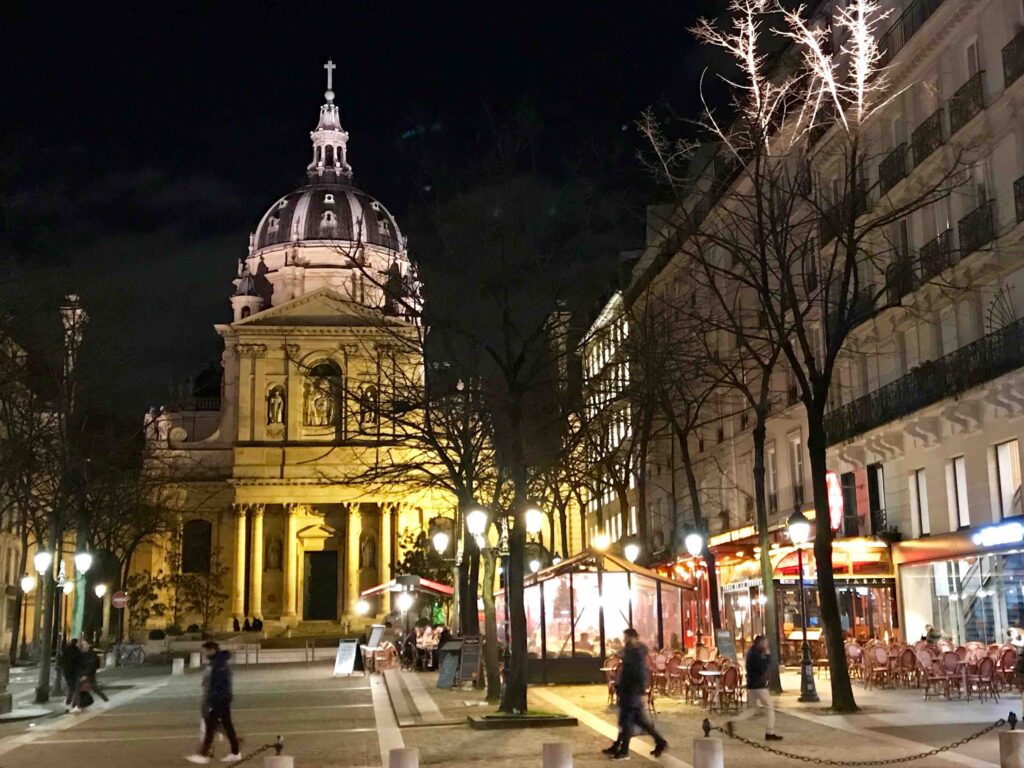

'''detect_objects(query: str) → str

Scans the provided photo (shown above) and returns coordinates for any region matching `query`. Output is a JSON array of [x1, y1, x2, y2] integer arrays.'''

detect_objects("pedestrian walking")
[[61, 638, 83, 712], [186, 641, 242, 764], [726, 635, 782, 741], [602, 628, 668, 760], [79, 640, 109, 704]]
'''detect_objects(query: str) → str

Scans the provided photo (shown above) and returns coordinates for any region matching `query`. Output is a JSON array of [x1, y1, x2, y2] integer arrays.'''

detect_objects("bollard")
[[105, 651, 117, 668], [189, 651, 202, 669], [171, 658, 185, 676], [694, 722, 724, 768], [388, 747, 419, 768], [542, 742, 572, 768], [265, 758, 293, 768], [1001, 731, 1024, 768]]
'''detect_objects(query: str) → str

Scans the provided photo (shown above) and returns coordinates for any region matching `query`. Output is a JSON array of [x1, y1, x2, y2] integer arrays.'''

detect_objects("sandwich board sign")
[[333, 639, 359, 677]]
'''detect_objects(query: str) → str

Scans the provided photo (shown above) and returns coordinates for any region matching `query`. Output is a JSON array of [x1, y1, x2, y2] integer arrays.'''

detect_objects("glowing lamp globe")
[[94, 584, 108, 599], [33, 551, 53, 576], [73, 552, 93, 574], [466, 509, 488, 537], [396, 591, 414, 613], [623, 542, 641, 564], [355, 599, 370, 616], [529, 559, 541, 573], [62, 581, 74, 595], [20, 575, 35, 594], [432, 531, 450, 555], [684, 532, 704, 558], [788, 510, 811, 545], [593, 533, 611, 552], [525, 507, 544, 535]]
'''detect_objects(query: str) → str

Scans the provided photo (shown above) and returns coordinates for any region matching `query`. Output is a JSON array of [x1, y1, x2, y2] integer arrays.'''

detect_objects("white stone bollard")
[[105, 651, 116, 668], [694, 737, 724, 768], [171, 658, 185, 676], [189, 651, 202, 669], [264, 757, 293, 768], [388, 747, 419, 768], [542, 742, 573, 768], [1000, 731, 1024, 768]]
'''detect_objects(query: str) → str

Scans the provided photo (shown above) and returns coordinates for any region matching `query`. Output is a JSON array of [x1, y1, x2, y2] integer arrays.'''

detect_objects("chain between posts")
[[703, 716, 1010, 765], [227, 736, 285, 767]]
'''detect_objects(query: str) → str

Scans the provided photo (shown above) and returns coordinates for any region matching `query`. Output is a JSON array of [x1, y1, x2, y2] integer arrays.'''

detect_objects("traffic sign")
[[111, 591, 127, 609]]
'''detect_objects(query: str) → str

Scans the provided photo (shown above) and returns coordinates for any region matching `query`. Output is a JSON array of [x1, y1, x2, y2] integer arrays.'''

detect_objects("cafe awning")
[[360, 574, 454, 598]]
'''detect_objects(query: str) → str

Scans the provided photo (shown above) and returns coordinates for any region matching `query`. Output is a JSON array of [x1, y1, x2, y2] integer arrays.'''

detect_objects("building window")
[[910, 469, 930, 536], [789, 432, 805, 508], [181, 519, 212, 574], [324, 193, 335, 204], [945, 456, 970, 529], [996, 439, 1023, 518]]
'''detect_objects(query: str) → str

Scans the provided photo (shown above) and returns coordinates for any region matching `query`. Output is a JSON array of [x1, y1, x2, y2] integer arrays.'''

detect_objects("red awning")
[[360, 575, 454, 598]]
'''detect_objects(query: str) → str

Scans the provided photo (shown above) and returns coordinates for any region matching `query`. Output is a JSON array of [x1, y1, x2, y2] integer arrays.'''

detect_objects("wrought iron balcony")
[[885, 253, 917, 304], [949, 71, 985, 135], [912, 108, 944, 166], [825, 315, 1024, 445], [1016, 176, 1024, 224], [879, 143, 908, 195], [1004, 28, 1024, 87], [918, 228, 954, 281], [957, 199, 996, 256], [878, 0, 947, 67]]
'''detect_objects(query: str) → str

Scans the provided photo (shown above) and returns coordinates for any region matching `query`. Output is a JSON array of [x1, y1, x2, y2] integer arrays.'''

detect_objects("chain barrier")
[[703, 715, 1010, 765], [225, 735, 285, 767]]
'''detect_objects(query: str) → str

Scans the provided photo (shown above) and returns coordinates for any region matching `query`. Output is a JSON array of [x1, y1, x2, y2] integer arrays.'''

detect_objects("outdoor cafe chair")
[[604, 656, 621, 705], [695, 645, 712, 662], [967, 656, 998, 702], [919, 650, 949, 700], [897, 647, 918, 688], [715, 664, 743, 713], [665, 655, 683, 696], [846, 643, 864, 680], [996, 647, 1018, 691], [685, 659, 706, 704], [652, 652, 669, 693], [865, 645, 891, 689], [942, 651, 965, 698]]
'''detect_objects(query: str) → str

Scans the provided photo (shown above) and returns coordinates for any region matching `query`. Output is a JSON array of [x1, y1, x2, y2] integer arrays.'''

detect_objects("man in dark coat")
[[186, 642, 241, 764], [61, 639, 83, 711], [602, 628, 668, 760], [727, 634, 782, 740]]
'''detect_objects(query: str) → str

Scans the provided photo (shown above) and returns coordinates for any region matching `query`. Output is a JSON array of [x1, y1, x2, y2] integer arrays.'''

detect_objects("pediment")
[[236, 288, 393, 328], [297, 523, 337, 540]]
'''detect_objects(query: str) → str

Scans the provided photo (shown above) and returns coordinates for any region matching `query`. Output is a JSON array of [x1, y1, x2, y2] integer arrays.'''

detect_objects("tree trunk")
[[806, 410, 858, 712], [558, 505, 569, 559], [35, 519, 59, 703], [481, 548, 501, 702], [8, 523, 30, 665], [752, 415, 782, 694], [500, 469, 529, 714], [466, 544, 481, 636]]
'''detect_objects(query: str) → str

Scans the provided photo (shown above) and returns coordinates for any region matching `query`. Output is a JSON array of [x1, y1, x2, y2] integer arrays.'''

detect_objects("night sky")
[[1, 0, 718, 418]]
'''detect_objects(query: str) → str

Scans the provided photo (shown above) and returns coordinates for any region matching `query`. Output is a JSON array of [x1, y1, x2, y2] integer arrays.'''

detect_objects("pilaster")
[[250, 504, 265, 620]]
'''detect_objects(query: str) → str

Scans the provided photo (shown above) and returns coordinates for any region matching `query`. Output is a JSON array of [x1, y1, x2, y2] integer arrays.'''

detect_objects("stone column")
[[283, 504, 299, 621], [346, 504, 362, 617], [379, 504, 394, 614], [232, 505, 247, 622], [250, 505, 265, 620]]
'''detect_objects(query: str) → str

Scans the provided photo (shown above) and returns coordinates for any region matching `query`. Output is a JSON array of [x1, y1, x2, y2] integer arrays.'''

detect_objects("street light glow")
[[593, 532, 611, 551], [684, 532, 704, 557], [788, 510, 811, 545], [94, 583, 108, 598], [525, 506, 544, 535], [529, 559, 541, 573], [396, 591, 414, 613], [355, 599, 370, 616], [33, 551, 53, 575], [466, 509, 488, 537], [624, 542, 641, 564], [432, 531, 450, 555], [62, 581, 74, 595], [73, 552, 93, 574], [20, 575, 35, 594]]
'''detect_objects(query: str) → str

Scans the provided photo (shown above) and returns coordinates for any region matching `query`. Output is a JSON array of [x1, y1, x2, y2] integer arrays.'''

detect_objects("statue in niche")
[[303, 380, 337, 426], [267, 387, 285, 424], [359, 532, 377, 571], [356, 384, 379, 430], [264, 535, 283, 571]]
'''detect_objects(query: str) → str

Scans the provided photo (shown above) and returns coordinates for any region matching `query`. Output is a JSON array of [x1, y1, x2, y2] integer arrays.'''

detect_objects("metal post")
[[695, 559, 704, 649], [797, 545, 819, 702], [19, 597, 29, 661]]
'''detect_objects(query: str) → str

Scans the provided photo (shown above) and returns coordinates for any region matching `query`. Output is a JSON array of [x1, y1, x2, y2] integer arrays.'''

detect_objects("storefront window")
[[661, 585, 683, 651], [837, 584, 893, 642], [524, 584, 542, 658], [571, 572, 601, 658], [902, 553, 1024, 644], [631, 575, 659, 649], [602, 572, 630, 656], [543, 574, 574, 659]]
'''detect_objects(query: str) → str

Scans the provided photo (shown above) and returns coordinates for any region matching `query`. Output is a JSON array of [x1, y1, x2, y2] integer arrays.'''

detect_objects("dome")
[[252, 182, 404, 254]]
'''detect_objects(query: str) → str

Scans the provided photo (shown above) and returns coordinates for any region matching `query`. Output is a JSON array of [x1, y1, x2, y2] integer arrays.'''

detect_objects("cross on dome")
[[324, 59, 336, 103], [308, 59, 352, 180]]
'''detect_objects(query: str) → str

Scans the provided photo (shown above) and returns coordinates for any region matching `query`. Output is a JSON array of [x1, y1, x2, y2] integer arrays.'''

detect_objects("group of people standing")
[[59, 638, 108, 713]]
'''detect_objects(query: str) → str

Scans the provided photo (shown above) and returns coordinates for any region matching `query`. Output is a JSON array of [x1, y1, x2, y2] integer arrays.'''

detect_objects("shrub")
[[148, 629, 166, 640]]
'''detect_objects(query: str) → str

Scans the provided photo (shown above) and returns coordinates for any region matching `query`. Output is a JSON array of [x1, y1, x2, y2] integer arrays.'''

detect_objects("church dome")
[[252, 182, 403, 253]]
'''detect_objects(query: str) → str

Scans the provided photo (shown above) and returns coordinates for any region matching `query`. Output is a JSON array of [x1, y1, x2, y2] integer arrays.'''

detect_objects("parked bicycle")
[[114, 643, 146, 666]]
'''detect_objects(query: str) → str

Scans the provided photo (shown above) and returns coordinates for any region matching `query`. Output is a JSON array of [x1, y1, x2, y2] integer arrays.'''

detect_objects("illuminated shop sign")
[[971, 521, 1024, 548]]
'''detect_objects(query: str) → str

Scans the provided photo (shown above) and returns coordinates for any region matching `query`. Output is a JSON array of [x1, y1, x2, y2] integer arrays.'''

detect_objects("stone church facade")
[[139, 63, 445, 633]]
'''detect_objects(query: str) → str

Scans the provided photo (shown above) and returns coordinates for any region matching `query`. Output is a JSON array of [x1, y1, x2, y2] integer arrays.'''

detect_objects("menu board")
[[333, 639, 359, 677], [458, 636, 482, 685], [715, 629, 737, 662], [366, 624, 386, 648]]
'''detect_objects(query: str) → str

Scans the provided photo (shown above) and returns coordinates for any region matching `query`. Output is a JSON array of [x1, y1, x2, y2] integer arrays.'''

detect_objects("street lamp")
[[73, 551, 93, 574], [466, 509, 488, 537], [788, 510, 819, 703], [355, 599, 370, 616], [525, 506, 544, 536], [432, 531, 450, 555], [33, 551, 52, 576], [684, 530, 705, 648], [19, 575, 35, 660], [94, 583, 108, 599], [396, 590, 415, 633], [62, 581, 74, 639], [592, 532, 611, 552], [529, 559, 541, 574], [623, 541, 641, 564]]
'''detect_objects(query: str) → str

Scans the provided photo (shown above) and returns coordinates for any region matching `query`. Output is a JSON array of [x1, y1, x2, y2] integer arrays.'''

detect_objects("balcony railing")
[[912, 108, 944, 166], [825, 315, 1024, 444], [919, 228, 955, 281], [949, 71, 985, 135], [878, 0, 946, 67], [1015, 176, 1024, 224], [182, 396, 221, 412], [957, 199, 997, 255], [1004, 28, 1024, 87], [879, 143, 908, 195]]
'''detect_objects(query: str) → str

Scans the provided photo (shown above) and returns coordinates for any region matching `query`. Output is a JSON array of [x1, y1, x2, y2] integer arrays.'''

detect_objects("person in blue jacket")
[[186, 642, 242, 764]]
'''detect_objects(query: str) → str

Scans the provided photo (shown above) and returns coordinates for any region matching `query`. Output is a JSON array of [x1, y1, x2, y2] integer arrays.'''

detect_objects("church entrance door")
[[303, 551, 338, 621]]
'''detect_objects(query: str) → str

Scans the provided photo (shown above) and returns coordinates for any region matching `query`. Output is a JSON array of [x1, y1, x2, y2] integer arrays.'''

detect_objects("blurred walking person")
[[79, 640, 108, 705], [186, 642, 242, 764], [61, 638, 83, 712], [727, 635, 782, 741], [602, 628, 668, 760]]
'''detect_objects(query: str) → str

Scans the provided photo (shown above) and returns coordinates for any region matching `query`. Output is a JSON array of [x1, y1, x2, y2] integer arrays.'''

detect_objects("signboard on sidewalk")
[[458, 636, 481, 685], [111, 591, 127, 609], [333, 639, 359, 677], [714, 629, 737, 662]]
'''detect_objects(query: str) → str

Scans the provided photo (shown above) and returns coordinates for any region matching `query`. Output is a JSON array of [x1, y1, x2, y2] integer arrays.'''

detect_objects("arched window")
[[181, 519, 212, 574], [324, 193, 335, 204], [268, 217, 280, 234], [304, 361, 344, 427], [321, 210, 336, 227]]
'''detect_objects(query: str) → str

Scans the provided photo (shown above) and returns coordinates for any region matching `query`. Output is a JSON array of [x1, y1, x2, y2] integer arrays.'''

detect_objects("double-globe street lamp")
[[787, 509, 819, 703], [32, 549, 93, 698], [684, 530, 706, 648]]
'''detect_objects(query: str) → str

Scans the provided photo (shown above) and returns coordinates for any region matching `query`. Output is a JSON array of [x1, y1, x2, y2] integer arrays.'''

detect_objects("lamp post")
[[787, 510, 819, 703], [396, 590, 414, 634], [684, 531, 705, 648], [19, 575, 35, 661], [95, 584, 108, 642], [62, 581, 74, 640]]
